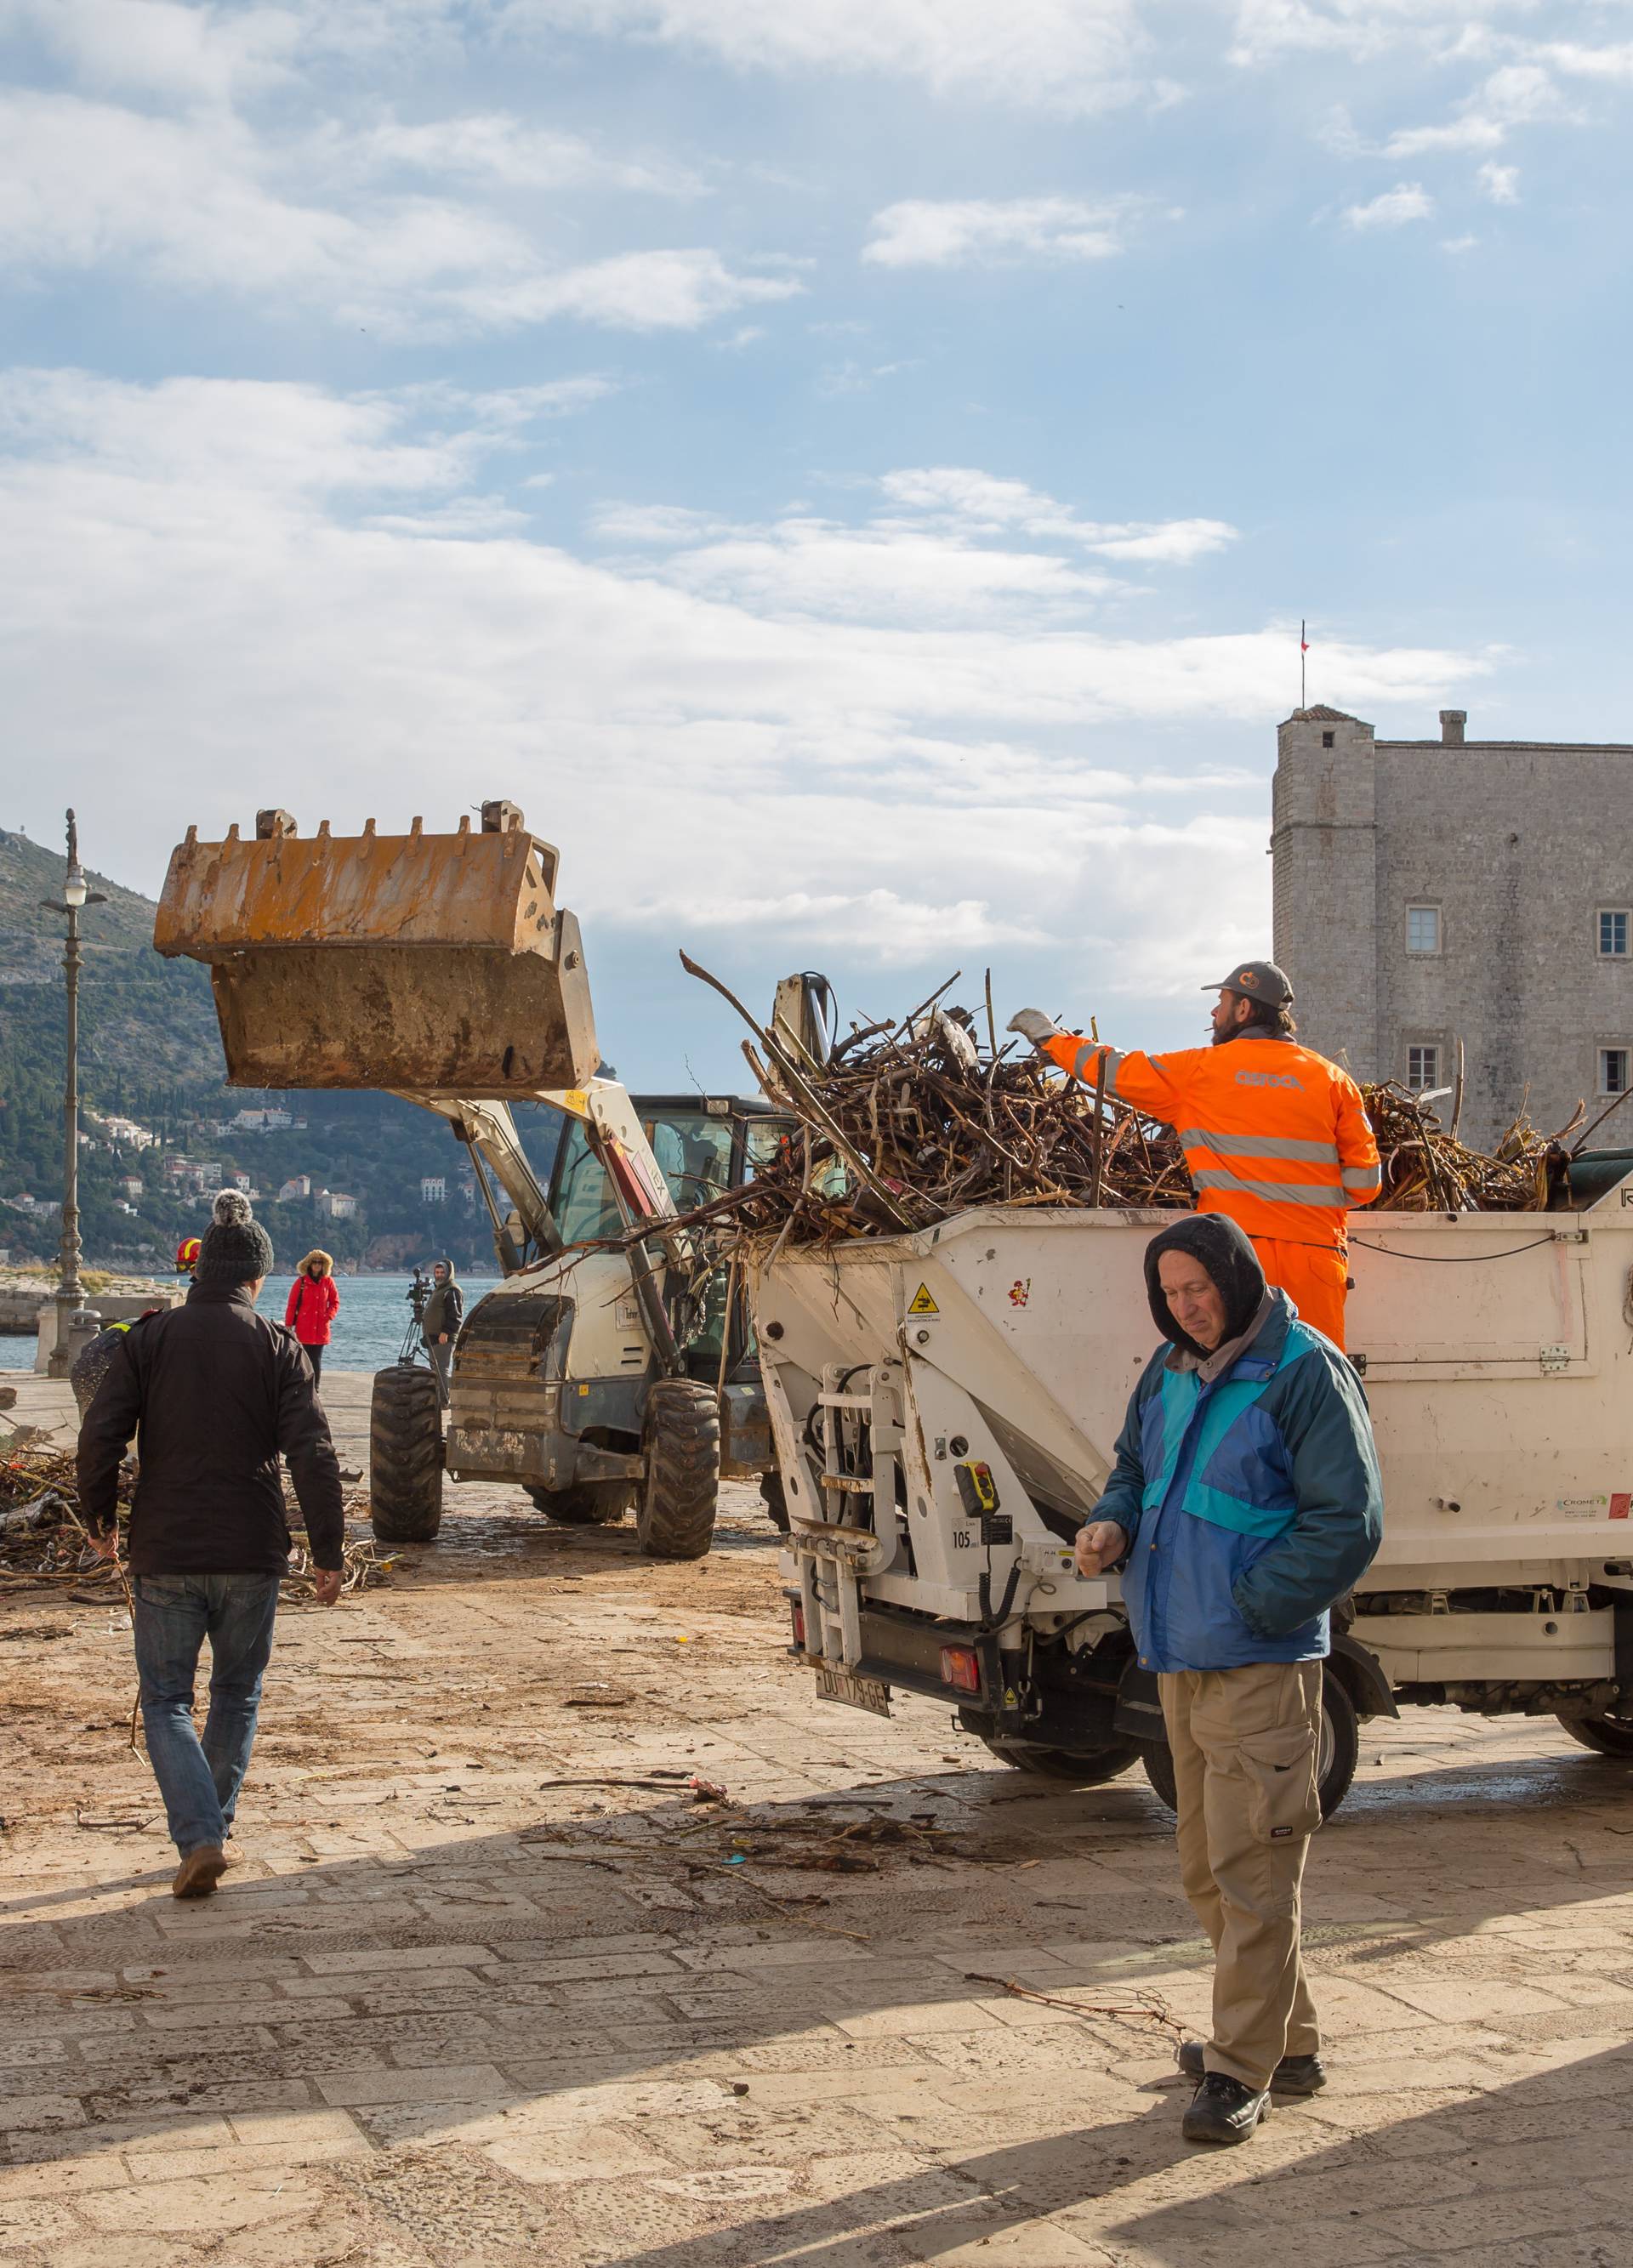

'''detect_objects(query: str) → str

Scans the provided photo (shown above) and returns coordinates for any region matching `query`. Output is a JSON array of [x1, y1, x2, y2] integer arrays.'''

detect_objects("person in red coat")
[[284, 1250, 339, 1384]]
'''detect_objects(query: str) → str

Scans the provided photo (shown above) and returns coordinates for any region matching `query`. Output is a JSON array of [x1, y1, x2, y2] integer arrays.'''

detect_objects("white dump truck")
[[753, 1151, 1633, 1814]]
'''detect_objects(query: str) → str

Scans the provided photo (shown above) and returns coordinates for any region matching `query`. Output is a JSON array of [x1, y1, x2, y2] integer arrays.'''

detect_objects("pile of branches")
[[674, 960, 1588, 1250], [1364, 1080, 1574, 1212]]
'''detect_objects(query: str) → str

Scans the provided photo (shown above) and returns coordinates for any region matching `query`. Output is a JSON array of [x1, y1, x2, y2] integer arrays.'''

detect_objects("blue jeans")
[[132, 1573, 282, 1857]]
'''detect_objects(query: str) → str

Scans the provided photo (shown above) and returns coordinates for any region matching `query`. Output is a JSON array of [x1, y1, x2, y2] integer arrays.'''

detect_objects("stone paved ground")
[[3, 1371, 1631, 2266]]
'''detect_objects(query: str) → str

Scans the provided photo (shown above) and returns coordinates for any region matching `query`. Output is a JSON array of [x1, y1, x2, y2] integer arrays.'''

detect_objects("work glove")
[[1006, 1008, 1060, 1047]]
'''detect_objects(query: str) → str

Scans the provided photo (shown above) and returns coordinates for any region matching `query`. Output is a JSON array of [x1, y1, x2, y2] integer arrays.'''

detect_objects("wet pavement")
[[3, 1375, 1631, 2265]]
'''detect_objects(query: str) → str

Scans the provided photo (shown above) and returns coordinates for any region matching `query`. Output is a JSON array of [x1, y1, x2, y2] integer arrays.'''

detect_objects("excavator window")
[[547, 1101, 796, 1376], [551, 1122, 624, 1244]]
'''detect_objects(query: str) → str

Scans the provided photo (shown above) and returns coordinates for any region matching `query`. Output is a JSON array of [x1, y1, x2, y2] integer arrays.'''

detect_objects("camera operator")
[[419, 1259, 462, 1407]]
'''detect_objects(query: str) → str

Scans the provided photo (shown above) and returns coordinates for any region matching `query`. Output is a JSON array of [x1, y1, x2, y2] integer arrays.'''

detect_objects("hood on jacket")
[[433, 1259, 457, 1281], [1144, 1214, 1266, 1361], [299, 1249, 334, 1278]]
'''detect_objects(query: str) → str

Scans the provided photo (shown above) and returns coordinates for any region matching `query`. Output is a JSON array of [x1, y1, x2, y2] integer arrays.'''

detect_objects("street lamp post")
[[43, 810, 107, 1378]]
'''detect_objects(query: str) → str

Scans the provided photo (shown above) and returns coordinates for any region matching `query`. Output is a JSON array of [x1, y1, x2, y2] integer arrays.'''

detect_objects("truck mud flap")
[[1112, 1663, 1164, 1743], [1329, 1630, 1399, 1719]]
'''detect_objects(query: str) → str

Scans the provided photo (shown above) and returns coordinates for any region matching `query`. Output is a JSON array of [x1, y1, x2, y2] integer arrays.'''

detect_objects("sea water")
[[0, 1272, 499, 1373]]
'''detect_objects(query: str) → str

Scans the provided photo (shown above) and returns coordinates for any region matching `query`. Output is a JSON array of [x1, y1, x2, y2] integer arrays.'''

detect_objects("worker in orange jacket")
[[1009, 960, 1381, 1348]]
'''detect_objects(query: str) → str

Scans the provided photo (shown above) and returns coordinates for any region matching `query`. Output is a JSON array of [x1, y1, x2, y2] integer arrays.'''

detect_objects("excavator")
[[153, 800, 787, 1559]]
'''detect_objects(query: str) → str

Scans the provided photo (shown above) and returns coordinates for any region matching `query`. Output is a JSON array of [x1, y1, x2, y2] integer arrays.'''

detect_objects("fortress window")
[[1406, 906, 1440, 956]]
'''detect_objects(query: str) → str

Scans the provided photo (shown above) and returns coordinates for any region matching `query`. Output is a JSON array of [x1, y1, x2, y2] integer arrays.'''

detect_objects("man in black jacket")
[[421, 1257, 463, 1408], [78, 1191, 345, 1899]]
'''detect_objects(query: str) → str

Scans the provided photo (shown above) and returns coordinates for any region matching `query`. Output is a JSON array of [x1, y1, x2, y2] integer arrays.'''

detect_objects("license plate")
[[814, 1663, 892, 1717]]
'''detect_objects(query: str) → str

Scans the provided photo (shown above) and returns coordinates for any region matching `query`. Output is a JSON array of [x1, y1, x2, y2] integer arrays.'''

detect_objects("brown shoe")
[[172, 1845, 228, 1899]]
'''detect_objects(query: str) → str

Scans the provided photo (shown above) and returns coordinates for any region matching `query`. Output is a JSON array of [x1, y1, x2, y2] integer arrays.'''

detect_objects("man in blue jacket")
[[1076, 1214, 1382, 2146]]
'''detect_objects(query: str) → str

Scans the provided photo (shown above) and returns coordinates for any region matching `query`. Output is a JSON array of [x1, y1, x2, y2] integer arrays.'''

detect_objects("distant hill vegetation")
[[0, 828, 526, 1272]]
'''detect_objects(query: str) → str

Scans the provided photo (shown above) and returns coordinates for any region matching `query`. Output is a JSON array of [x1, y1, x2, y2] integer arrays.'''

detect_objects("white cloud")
[[862, 196, 1135, 270], [0, 0, 477, 101], [505, 0, 1157, 114], [876, 468, 1237, 564], [1382, 115, 1506, 156], [1540, 41, 1633, 84], [0, 0, 308, 102], [1342, 182, 1433, 230], [1441, 233, 1479, 253], [591, 469, 1238, 630], [0, 92, 792, 337], [337, 111, 705, 197], [441, 249, 801, 333], [1232, 0, 1539, 69], [1, 372, 1488, 1006], [1477, 160, 1521, 202]]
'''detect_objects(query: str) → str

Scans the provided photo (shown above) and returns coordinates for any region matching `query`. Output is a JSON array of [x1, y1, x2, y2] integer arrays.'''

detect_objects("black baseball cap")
[[1203, 958, 1294, 1007]]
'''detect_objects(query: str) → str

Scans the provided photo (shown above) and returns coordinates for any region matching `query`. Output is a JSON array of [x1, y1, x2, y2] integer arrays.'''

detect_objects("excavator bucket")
[[153, 803, 599, 1095]]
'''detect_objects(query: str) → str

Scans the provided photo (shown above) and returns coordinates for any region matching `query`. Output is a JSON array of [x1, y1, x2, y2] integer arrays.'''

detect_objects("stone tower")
[[1270, 707, 1378, 1080]]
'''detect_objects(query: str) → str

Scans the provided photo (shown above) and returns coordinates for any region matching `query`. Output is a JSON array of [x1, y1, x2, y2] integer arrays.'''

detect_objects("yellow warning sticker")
[[907, 1283, 940, 1316]]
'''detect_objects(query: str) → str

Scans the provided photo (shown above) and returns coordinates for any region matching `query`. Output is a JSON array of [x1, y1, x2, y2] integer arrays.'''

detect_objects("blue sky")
[[4, 0, 1631, 1088]]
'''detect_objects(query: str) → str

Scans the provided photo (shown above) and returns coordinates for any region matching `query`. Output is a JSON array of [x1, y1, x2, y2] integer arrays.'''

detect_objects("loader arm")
[[394, 1094, 565, 1267], [402, 1080, 691, 1285]]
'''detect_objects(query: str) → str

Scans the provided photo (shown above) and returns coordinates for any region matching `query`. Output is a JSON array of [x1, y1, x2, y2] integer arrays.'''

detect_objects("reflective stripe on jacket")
[[1092, 1292, 1384, 1673], [1041, 1032, 1380, 1249]]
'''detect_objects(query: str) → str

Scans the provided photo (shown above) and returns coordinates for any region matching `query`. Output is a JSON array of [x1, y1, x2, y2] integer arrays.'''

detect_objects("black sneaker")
[[1177, 2040, 1327, 2096], [1181, 2071, 1271, 2146]]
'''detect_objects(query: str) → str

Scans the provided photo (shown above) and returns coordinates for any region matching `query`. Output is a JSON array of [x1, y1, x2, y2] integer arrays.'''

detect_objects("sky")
[[4, 0, 1632, 1089]]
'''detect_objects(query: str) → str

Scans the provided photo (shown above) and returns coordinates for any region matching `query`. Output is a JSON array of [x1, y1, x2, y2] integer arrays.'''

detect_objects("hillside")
[[0, 829, 530, 1273]]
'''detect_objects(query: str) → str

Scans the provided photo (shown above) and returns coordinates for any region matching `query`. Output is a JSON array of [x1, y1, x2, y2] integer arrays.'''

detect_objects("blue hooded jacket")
[[1093, 1219, 1383, 1674]]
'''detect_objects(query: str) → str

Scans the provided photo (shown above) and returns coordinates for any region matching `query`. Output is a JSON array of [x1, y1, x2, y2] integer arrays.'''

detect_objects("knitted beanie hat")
[[195, 1189, 276, 1287]]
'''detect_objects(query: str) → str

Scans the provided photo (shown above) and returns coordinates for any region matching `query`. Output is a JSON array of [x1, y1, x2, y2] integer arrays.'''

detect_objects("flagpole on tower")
[[1300, 619, 1309, 711]]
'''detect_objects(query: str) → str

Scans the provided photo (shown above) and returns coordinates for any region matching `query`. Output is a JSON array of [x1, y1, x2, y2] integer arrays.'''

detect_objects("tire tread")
[[638, 1379, 720, 1560], [368, 1363, 443, 1543]]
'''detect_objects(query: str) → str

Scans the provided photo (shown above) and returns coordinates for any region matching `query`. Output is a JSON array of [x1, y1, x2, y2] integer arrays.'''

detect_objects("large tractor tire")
[[636, 1378, 721, 1561], [524, 1482, 631, 1527], [368, 1363, 443, 1543], [1141, 1666, 1360, 1821]]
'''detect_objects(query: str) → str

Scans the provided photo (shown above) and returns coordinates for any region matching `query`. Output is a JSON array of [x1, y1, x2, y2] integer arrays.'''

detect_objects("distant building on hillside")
[[94, 1113, 158, 1151], [118, 1176, 143, 1198], [316, 1191, 357, 1220], [231, 1107, 293, 1133], [1273, 705, 1633, 1147], [278, 1175, 311, 1202], [420, 1176, 447, 1204]]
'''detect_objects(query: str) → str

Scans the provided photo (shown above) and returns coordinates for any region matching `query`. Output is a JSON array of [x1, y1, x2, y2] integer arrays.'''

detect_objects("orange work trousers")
[[1249, 1237, 1351, 1349]]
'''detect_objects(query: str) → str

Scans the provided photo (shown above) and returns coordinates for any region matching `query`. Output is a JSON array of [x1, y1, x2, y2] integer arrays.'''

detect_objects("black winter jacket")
[[77, 1282, 345, 1574]]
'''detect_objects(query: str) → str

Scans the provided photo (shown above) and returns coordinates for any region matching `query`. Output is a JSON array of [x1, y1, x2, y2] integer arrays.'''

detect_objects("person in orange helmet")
[[1008, 961, 1380, 1349], [175, 1236, 202, 1276]]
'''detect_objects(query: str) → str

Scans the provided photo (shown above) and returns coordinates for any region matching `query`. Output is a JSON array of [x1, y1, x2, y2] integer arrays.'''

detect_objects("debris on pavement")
[[964, 1970, 1185, 2044], [1, 1446, 391, 1598]]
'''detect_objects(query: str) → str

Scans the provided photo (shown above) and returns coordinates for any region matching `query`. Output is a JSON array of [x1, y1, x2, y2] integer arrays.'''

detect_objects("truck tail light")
[[940, 1645, 980, 1694], [789, 1600, 806, 1651]]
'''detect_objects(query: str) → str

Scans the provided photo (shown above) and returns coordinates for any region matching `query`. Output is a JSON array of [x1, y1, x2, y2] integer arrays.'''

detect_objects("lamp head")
[[64, 865, 88, 908]]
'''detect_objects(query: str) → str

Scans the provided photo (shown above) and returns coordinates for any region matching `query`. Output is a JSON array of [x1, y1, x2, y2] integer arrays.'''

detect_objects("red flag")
[[1300, 620, 1309, 653]]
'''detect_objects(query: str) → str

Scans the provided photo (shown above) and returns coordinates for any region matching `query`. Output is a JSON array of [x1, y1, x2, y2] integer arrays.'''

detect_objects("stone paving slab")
[[6, 1379, 1633, 2262]]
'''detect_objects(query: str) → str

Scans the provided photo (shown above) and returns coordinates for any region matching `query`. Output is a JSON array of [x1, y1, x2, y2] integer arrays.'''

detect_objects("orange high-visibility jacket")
[[1042, 1032, 1382, 1250]]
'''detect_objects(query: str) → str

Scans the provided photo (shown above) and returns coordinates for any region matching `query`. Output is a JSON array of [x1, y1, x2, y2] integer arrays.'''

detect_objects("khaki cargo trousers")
[[1158, 1659, 1324, 2092]]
